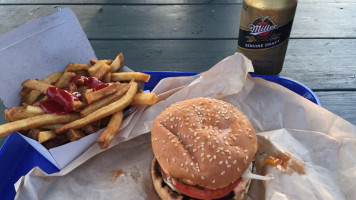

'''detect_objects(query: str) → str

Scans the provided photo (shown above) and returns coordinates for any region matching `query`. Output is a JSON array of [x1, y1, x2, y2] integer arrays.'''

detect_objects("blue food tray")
[[0, 72, 320, 199]]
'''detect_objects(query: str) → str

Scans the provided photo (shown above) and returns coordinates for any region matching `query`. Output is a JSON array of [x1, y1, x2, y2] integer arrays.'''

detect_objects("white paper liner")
[[13, 53, 356, 200]]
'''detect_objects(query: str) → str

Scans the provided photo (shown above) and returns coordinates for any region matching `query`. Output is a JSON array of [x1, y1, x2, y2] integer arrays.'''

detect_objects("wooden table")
[[0, 0, 355, 146]]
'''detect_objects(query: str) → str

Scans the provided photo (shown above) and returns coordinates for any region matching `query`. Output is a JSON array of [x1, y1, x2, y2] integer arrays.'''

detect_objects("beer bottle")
[[237, 0, 298, 75]]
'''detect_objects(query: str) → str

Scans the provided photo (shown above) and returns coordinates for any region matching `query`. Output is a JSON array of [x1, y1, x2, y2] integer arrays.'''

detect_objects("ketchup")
[[40, 99, 67, 115], [70, 75, 113, 91], [40, 75, 112, 115], [40, 87, 81, 114]]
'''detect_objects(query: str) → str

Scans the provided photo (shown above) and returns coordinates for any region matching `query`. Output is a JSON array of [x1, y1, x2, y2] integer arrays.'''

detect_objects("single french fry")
[[21, 79, 50, 94], [66, 129, 86, 142], [54, 72, 76, 88], [111, 72, 150, 82], [104, 72, 111, 83], [80, 83, 130, 117], [85, 82, 121, 104], [110, 53, 124, 72], [20, 87, 32, 97], [130, 93, 158, 106], [72, 101, 85, 111], [23, 72, 63, 105], [38, 130, 57, 143], [65, 62, 91, 72], [93, 63, 111, 80], [97, 111, 123, 149], [88, 62, 111, 80], [40, 124, 63, 130], [0, 113, 80, 138], [4, 105, 45, 122], [90, 59, 112, 65], [56, 82, 138, 133]]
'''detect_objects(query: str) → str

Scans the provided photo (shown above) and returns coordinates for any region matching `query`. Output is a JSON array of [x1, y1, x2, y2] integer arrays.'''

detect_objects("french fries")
[[0, 114, 80, 138], [85, 82, 121, 104], [1, 53, 157, 149], [80, 83, 130, 117], [55, 81, 138, 133], [22, 72, 63, 105]]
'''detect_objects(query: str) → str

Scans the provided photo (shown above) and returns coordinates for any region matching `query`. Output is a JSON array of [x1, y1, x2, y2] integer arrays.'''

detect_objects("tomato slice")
[[161, 168, 241, 199]]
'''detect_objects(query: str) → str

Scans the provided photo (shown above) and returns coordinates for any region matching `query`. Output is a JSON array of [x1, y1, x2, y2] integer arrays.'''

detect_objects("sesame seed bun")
[[151, 97, 258, 190]]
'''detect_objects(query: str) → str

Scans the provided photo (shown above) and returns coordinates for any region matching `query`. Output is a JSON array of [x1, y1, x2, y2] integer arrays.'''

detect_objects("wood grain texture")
[[0, 4, 355, 38], [90, 39, 356, 90], [316, 91, 356, 125]]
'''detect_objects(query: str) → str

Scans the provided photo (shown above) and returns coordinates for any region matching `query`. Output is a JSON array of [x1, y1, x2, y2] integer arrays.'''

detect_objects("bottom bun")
[[151, 158, 251, 200]]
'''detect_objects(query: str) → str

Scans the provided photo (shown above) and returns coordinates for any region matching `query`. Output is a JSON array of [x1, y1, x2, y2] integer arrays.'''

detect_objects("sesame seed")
[[212, 180, 216, 183], [191, 162, 194, 166], [172, 158, 176, 162], [201, 176, 205, 180], [209, 158, 213, 162], [213, 155, 217, 159], [180, 163, 184, 167], [183, 153, 187, 156], [193, 148, 197, 152], [244, 149, 248, 153], [201, 153, 204, 157], [225, 141, 229, 145], [191, 174, 195, 178], [227, 165, 231, 168], [221, 171, 225, 175], [219, 161, 223, 165], [228, 156, 232, 160], [233, 160, 237, 164], [225, 160, 228, 164], [237, 167, 241, 172]]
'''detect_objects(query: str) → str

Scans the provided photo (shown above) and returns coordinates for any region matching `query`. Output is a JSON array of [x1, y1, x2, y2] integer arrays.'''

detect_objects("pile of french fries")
[[0, 53, 157, 149]]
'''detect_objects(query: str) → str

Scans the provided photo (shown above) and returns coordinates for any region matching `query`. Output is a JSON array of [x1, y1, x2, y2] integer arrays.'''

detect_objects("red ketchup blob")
[[40, 75, 112, 115], [40, 87, 80, 114], [70, 75, 113, 91]]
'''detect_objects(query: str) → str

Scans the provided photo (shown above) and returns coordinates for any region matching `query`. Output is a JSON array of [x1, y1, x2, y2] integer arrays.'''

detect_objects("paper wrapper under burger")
[[14, 53, 356, 199]]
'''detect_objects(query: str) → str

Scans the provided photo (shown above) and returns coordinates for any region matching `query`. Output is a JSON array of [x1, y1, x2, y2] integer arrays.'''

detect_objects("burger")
[[150, 97, 258, 200]]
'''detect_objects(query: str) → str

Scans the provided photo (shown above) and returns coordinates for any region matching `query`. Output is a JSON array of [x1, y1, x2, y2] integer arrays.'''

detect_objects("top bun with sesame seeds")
[[151, 97, 258, 199]]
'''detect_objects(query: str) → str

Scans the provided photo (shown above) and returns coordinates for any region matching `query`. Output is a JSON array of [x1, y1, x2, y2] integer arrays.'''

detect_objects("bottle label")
[[238, 16, 293, 50]]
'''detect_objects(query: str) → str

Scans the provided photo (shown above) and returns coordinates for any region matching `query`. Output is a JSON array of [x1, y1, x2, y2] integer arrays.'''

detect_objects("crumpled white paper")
[[14, 53, 356, 200]]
